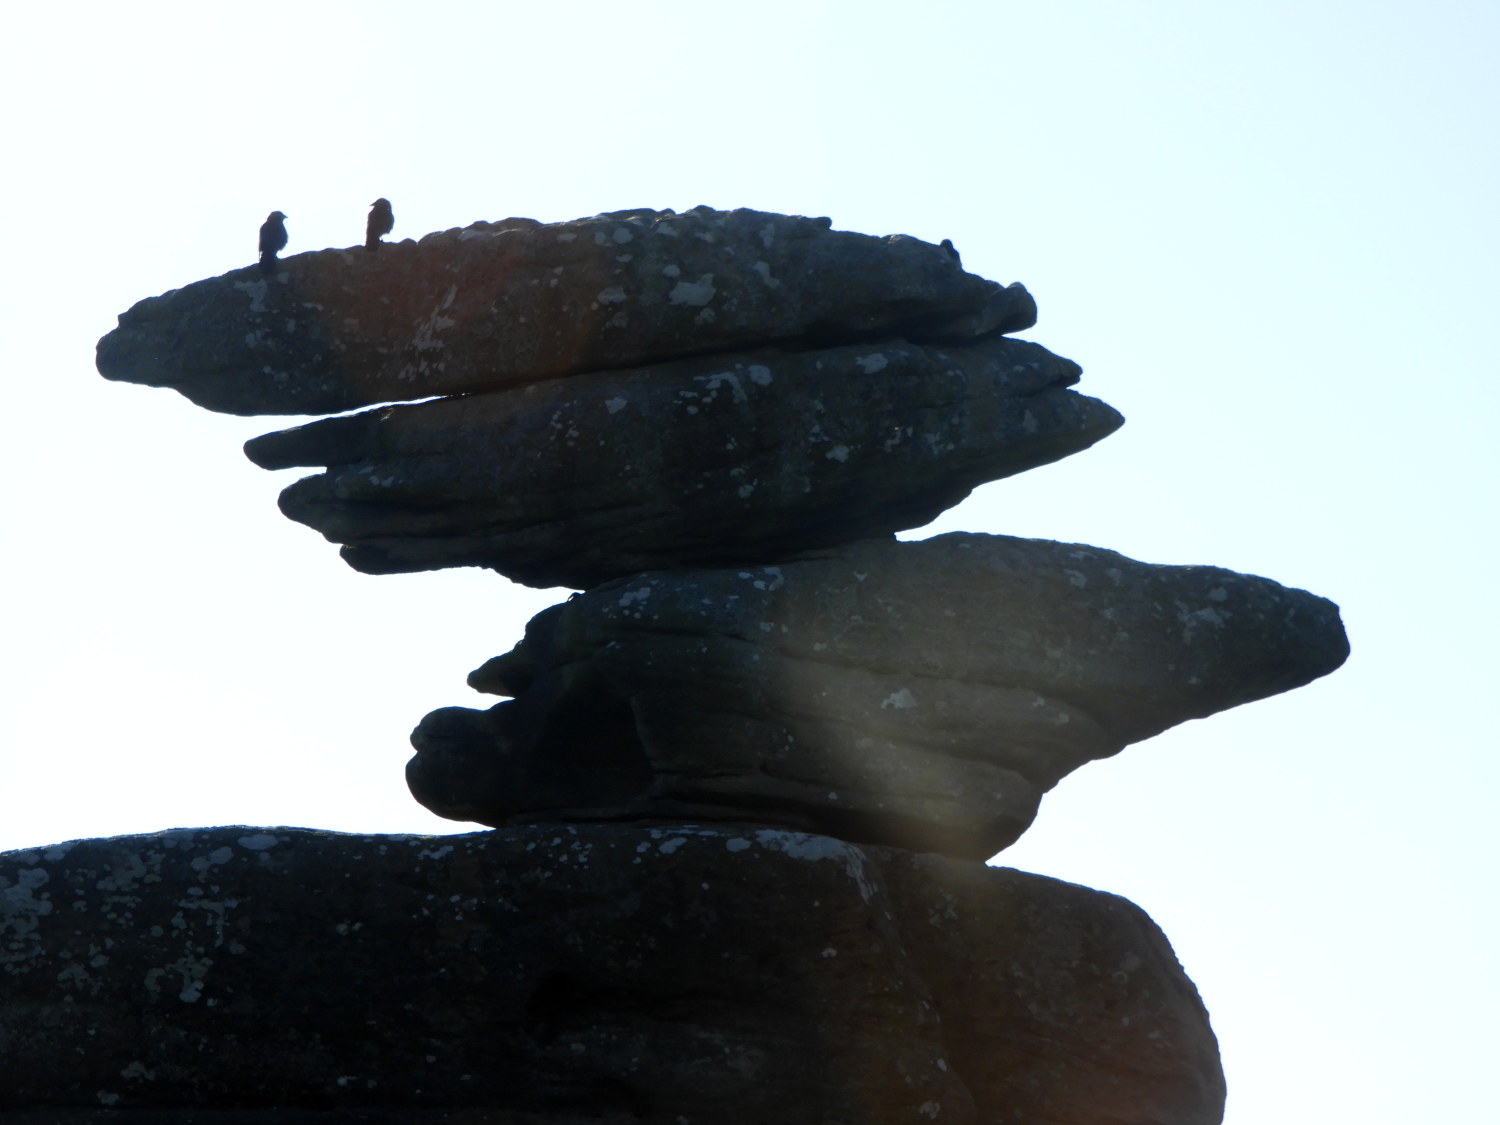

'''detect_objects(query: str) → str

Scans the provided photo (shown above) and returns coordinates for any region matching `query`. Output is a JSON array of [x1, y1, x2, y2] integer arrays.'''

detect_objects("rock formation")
[[4, 205, 1350, 1120], [1, 826, 1224, 1123], [410, 533, 1346, 859]]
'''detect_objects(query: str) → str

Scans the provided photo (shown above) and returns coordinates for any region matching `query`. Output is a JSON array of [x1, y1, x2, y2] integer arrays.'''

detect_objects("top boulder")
[[96, 206, 1037, 417]]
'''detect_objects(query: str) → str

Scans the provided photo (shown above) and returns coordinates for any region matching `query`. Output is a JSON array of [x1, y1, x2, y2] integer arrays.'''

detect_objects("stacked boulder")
[[18, 205, 1348, 1121]]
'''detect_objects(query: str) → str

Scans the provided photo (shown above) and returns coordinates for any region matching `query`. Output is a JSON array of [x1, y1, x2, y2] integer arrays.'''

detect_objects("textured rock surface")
[[96, 207, 1035, 417], [0, 825, 1224, 1124], [409, 533, 1349, 858], [245, 336, 1120, 588]]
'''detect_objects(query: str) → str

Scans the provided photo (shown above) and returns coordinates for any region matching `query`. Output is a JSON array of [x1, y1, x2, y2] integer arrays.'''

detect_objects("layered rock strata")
[[0, 826, 1226, 1125], [81, 205, 1352, 1122]]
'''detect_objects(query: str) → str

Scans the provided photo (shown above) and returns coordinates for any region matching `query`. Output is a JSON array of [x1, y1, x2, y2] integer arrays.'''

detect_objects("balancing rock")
[[78, 204, 1353, 1123], [408, 533, 1349, 858], [245, 336, 1120, 588], [96, 206, 1034, 417]]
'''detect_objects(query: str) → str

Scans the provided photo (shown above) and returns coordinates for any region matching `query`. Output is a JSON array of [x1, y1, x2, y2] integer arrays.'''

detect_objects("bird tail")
[[365, 234, 381, 251], [259, 252, 277, 271]]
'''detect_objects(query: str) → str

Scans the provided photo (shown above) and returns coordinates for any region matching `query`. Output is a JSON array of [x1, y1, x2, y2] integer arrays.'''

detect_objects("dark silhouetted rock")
[[0, 825, 1224, 1125], [408, 533, 1348, 858], [96, 207, 1036, 417], [245, 336, 1121, 588]]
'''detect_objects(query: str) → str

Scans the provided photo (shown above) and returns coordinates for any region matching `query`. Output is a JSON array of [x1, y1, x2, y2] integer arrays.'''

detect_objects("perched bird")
[[258, 211, 288, 271], [365, 198, 394, 250], [940, 238, 961, 265]]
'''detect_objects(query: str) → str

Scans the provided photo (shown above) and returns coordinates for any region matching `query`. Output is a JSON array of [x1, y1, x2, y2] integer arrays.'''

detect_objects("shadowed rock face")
[[407, 533, 1350, 859], [96, 206, 1035, 417], [0, 825, 1225, 1125], [81, 204, 1350, 1122], [245, 336, 1122, 588]]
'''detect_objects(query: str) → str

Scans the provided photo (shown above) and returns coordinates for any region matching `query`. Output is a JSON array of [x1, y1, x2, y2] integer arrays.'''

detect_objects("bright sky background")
[[2, 2, 1495, 1120]]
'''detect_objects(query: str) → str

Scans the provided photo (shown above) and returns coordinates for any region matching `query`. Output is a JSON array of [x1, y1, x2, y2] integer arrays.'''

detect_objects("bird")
[[940, 238, 961, 265], [366, 198, 394, 250], [258, 211, 288, 271]]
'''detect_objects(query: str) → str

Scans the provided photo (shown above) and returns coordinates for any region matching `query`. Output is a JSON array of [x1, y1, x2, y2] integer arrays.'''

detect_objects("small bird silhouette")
[[366, 198, 394, 250], [940, 238, 961, 265], [258, 211, 288, 271]]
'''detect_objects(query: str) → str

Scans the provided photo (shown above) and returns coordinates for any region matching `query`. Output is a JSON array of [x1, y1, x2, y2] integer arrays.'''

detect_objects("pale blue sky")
[[2, 3, 1496, 1121]]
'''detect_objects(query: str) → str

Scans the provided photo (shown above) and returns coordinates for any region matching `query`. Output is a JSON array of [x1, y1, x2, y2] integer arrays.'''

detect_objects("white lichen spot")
[[418, 845, 454, 861], [556, 231, 576, 242], [752, 830, 876, 902], [613, 227, 634, 244], [825, 445, 850, 462], [190, 848, 233, 873], [725, 838, 752, 853], [120, 1061, 154, 1080], [693, 370, 748, 403], [1209, 586, 1229, 602], [1064, 569, 1087, 588], [737, 484, 755, 498], [1022, 409, 1039, 434], [881, 688, 918, 710], [97, 1092, 121, 1107], [596, 286, 627, 305], [753, 260, 780, 287], [617, 585, 652, 609], [236, 834, 278, 851], [747, 364, 772, 386], [662, 263, 681, 278], [749, 568, 784, 591], [657, 837, 688, 855], [668, 275, 716, 307], [604, 396, 628, 415], [231, 278, 269, 313], [820, 947, 838, 959], [919, 1101, 941, 1119], [855, 353, 888, 374]]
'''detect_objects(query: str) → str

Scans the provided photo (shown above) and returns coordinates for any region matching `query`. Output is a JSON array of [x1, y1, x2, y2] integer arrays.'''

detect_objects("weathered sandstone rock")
[[96, 207, 1035, 417], [409, 533, 1349, 858], [245, 336, 1121, 588], [0, 825, 1224, 1124]]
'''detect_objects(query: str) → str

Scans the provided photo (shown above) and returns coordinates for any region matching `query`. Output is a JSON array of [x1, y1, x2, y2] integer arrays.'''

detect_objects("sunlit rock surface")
[[0, 825, 1225, 1125], [96, 206, 1035, 417], [245, 336, 1120, 588], [408, 533, 1349, 858]]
